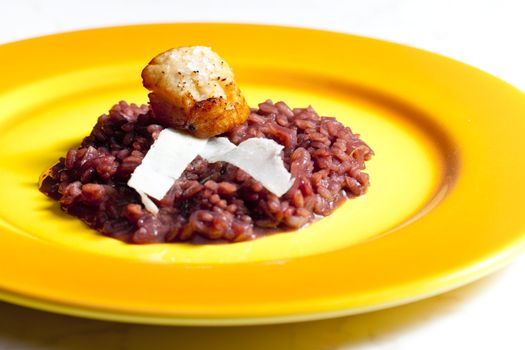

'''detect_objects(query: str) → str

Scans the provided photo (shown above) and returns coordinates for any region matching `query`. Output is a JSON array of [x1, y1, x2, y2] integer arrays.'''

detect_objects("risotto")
[[39, 100, 373, 243]]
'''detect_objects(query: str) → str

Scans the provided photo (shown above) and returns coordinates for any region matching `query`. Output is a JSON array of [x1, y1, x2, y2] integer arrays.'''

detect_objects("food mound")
[[39, 46, 373, 244]]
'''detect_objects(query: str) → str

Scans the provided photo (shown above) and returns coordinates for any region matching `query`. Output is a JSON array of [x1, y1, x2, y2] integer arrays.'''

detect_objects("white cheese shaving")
[[200, 137, 236, 158], [137, 190, 159, 215], [201, 137, 294, 197], [127, 128, 207, 200], [128, 129, 295, 213]]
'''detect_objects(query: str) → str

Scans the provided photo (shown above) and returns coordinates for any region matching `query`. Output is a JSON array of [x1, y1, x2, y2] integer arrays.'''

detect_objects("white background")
[[2, 1, 525, 349]]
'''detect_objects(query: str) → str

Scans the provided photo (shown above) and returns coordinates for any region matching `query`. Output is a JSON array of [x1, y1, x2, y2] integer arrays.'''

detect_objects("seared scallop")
[[142, 46, 250, 138]]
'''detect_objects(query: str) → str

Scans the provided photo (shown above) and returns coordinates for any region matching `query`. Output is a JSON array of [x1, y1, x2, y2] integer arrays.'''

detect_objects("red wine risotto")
[[40, 100, 373, 243]]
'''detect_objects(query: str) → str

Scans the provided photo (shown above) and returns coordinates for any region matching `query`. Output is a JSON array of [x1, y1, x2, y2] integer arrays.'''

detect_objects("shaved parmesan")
[[127, 128, 207, 200], [136, 190, 159, 215], [200, 137, 236, 159], [201, 137, 294, 197], [128, 129, 294, 213]]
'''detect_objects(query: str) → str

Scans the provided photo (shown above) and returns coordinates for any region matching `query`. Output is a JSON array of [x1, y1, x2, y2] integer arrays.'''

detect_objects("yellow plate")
[[1, 23, 525, 325]]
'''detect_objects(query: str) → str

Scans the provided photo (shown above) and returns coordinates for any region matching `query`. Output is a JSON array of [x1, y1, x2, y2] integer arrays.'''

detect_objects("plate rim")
[[1, 22, 525, 325], [0, 241, 522, 326]]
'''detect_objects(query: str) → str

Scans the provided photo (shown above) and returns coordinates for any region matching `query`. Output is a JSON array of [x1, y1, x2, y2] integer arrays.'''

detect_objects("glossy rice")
[[39, 100, 373, 243]]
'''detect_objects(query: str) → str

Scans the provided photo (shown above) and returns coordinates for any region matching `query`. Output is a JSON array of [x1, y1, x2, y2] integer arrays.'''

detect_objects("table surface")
[[3, 1, 525, 349]]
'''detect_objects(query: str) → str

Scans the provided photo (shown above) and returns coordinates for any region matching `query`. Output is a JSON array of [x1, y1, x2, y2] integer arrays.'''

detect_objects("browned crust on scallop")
[[141, 50, 250, 138], [187, 84, 250, 137]]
